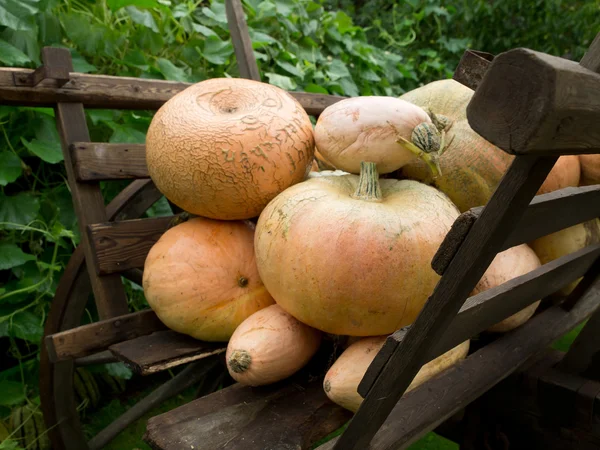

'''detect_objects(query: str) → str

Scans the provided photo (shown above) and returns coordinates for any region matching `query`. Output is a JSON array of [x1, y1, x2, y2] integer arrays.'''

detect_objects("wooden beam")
[[364, 244, 600, 390], [49, 48, 129, 319], [45, 309, 166, 362], [0, 68, 342, 116], [74, 350, 117, 366], [108, 330, 225, 375], [452, 49, 494, 90], [87, 216, 174, 275], [432, 185, 600, 275], [225, 0, 261, 81], [73, 142, 148, 181], [467, 48, 600, 155], [319, 275, 600, 450]]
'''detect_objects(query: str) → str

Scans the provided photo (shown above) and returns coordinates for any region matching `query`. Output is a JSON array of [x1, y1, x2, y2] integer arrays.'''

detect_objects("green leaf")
[[0, 380, 25, 406], [146, 196, 173, 217], [0, 39, 30, 65], [0, 192, 40, 230], [192, 23, 217, 37], [0, 0, 36, 31], [105, 362, 133, 380], [21, 138, 63, 164], [126, 6, 159, 32], [201, 36, 233, 65], [339, 77, 359, 97], [201, 3, 227, 24], [156, 58, 189, 82], [0, 438, 20, 450], [0, 151, 21, 186], [0, 243, 36, 270], [275, 60, 304, 78], [9, 311, 44, 343], [107, 0, 159, 10], [71, 53, 97, 73], [107, 123, 146, 144], [265, 72, 296, 91], [327, 59, 351, 80], [303, 83, 329, 94]]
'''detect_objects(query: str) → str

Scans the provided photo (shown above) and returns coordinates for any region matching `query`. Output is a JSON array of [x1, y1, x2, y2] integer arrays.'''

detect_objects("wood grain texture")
[[433, 185, 600, 275], [467, 48, 600, 155], [334, 155, 557, 450], [225, 0, 260, 81], [108, 330, 225, 375], [13, 48, 70, 87], [87, 216, 174, 274], [49, 48, 129, 319], [580, 31, 600, 73], [319, 276, 600, 450], [74, 350, 117, 366], [89, 358, 219, 450], [144, 377, 352, 450], [364, 244, 600, 390], [452, 49, 494, 91], [0, 68, 343, 116], [45, 309, 167, 362], [73, 142, 148, 181]]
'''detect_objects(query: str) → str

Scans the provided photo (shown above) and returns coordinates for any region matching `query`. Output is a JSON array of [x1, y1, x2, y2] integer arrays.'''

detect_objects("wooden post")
[[225, 0, 261, 81]]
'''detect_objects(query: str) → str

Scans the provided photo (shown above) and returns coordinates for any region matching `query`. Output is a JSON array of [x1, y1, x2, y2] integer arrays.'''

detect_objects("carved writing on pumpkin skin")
[[239, 151, 249, 163], [285, 152, 297, 173], [250, 145, 269, 160], [221, 149, 235, 163]]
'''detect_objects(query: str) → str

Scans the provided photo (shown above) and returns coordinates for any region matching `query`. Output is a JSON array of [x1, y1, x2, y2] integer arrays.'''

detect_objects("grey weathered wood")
[[580, 32, 600, 73], [320, 275, 600, 450], [73, 142, 148, 181], [48, 48, 129, 319], [452, 49, 494, 91], [88, 358, 219, 450], [45, 309, 166, 362], [144, 377, 352, 450], [74, 350, 117, 366], [226, 0, 261, 81], [432, 185, 600, 275], [364, 244, 600, 387], [467, 48, 600, 155], [87, 216, 174, 275], [0, 67, 342, 116], [334, 155, 558, 450], [12, 48, 70, 87], [109, 330, 226, 375]]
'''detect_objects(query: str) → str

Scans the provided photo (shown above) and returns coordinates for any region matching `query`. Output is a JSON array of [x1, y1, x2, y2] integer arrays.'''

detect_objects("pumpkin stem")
[[168, 211, 196, 229], [352, 161, 382, 202], [228, 349, 252, 373]]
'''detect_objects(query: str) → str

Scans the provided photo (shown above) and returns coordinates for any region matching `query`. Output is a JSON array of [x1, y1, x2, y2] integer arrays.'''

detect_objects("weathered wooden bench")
[[2, 4, 600, 447]]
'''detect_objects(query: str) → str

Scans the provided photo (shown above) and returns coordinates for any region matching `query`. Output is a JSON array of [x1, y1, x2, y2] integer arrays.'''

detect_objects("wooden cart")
[[2, 3, 600, 447]]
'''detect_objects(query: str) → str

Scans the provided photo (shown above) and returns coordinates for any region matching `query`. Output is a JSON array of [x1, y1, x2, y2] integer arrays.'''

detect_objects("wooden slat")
[[49, 49, 129, 319], [89, 358, 219, 450], [580, 32, 600, 73], [452, 49, 494, 90], [45, 309, 166, 362], [334, 155, 558, 450], [108, 330, 225, 375], [88, 216, 174, 275], [0, 67, 342, 116], [319, 275, 600, 450], [144, 377, 352, 450], [73, 142, 148, 181], [364, 244, 600, 389], [74, 350, 117, 366], [226, 0, 261, 81], [467, 47, 600, 156], [433, 185, 600, 275]]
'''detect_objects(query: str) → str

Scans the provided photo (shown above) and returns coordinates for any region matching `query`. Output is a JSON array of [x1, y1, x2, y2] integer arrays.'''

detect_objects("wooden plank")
[[74, 350, 117, 366], [467, 48, 600, 155], [48, 48, 129, 319], [433, 185, 600, 275], [45, 309, 167, 362], [88, 216, 174, 274], [108, 330, 225, 375], [89, 358, 219, 450], [319, 275, 600, 450], [452, 49, 494, 90], [580, 31, 600, 73], [144, 377, 352, 450], [364, 244, 600, 389], [73, 142, 148, 181], [0, 67, 343, 116], [333, 155, 558, 450], [225, 0, 261, 81], [13, 48, 70, 87]]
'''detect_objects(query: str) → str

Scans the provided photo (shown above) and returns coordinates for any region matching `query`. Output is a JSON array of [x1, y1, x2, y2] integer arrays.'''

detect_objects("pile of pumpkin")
[[142, 77, 600, 413]]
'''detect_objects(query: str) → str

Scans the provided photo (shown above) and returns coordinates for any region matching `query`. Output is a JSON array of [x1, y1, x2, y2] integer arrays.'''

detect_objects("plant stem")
[[351, 161, 382, 202]]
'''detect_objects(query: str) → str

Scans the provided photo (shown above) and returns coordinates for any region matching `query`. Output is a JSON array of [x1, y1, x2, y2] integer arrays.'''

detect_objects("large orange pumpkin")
[[143, 217, 274, 341], [145, 78, 315, 220], [254, 162, 460, 336], [579, 154, 600, 186]]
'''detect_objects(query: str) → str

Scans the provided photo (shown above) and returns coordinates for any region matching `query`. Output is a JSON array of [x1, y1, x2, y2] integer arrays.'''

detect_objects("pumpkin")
[[255, 161, 460, 336], [472, 244, 542, 333], [145, 78, 315, 220], [226, 304, 322, 386], [529, 219, 600, 296], [314, 96, 446, 176], [537, 155, 580, 194], [143, 217, 274, 341], [323, 337, 469, 412], [579, 154, 600, 186]]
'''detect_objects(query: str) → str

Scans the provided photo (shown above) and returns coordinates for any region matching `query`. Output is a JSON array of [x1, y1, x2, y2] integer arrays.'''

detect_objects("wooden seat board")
[[144, 377, 351, 450], [73, 142, 148, 181], [108, 330, 226, 375]]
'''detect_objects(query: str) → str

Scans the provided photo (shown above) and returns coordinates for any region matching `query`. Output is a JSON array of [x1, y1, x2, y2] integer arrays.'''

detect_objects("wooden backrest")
[[331, 32, 600, 449]]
